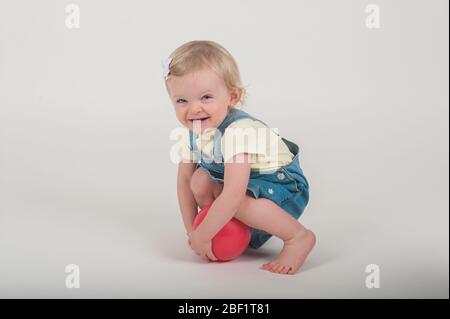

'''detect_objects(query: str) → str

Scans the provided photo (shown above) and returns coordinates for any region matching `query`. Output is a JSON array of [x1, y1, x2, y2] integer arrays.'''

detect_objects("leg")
[[190, 167, 315, 274], [190, 167, 223, 209], [235, 195, 316, 275]]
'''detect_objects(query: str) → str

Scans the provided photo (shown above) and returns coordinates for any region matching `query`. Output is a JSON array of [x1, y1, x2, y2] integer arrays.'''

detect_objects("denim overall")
[[189, 108, 310, 249]]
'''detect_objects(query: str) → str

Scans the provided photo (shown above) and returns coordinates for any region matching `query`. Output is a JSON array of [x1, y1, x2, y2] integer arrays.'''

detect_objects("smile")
[[189, 117, 209, 122]]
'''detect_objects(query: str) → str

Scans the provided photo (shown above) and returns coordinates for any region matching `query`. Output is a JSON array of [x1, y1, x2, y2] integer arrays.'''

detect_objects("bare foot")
[[261, 229, 316, 275]]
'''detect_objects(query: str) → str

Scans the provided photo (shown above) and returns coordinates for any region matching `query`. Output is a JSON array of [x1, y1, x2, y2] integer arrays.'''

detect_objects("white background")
[[0, 0, 448, 298]]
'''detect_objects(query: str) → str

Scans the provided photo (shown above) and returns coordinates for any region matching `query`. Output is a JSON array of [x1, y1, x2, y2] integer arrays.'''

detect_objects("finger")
[[207, 250, 218, 261]]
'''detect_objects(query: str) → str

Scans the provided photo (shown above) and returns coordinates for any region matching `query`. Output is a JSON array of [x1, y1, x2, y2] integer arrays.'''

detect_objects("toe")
[[268, 263, 279, 272], [278, 265, 289, 274], [280, 266, 290, 274], [278, 266, 287, 274], [264, 262, 277, 270], [262, 263, 272, 270], [272, 263, 284, 273], [287, 266, 297, 275]]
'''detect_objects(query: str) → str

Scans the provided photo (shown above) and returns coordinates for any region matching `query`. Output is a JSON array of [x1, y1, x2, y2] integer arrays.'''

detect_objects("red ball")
[[193, 203, 251, 261]]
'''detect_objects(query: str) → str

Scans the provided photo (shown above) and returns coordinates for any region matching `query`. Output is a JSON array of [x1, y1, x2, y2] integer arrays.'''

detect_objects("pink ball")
[[193, 203, 251, 261]]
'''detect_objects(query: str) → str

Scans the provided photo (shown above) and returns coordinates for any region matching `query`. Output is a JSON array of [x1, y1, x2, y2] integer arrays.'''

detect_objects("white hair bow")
[[161, 57, 172, 80]]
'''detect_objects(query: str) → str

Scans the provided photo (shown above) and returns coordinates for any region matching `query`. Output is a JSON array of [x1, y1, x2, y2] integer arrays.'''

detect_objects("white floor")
[[1, 181, 448, 298]]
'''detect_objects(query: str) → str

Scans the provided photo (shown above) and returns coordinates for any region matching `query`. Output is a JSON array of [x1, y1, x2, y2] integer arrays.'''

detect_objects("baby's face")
[[167, 67, 237, 134]]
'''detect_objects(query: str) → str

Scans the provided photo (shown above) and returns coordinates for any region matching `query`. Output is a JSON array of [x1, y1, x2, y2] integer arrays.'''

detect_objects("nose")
[[189, 101, 204, 115]]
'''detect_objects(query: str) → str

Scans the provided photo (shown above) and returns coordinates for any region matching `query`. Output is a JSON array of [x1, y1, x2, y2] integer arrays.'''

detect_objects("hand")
[[188, 230, 218, 262], [186, 229, 193, 246]]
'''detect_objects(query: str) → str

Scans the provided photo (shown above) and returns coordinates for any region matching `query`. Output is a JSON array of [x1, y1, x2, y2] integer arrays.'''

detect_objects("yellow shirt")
[[179, 118, 294, 173]]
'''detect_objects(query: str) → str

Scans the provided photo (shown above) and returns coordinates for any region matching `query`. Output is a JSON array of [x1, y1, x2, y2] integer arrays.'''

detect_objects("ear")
[[228, 88, 242, 107]]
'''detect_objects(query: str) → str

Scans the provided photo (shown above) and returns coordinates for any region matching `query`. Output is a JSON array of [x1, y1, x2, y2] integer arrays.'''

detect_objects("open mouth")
[[189, 117, 209, 122]]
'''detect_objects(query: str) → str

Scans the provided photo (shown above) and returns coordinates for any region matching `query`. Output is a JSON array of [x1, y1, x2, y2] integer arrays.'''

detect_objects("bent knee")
[[190, 167, 214, 195]]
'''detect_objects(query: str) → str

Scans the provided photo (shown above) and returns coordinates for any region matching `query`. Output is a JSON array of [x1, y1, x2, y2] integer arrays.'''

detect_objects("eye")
[[176, 98, 187, 104], [202, 95, 213, 101]]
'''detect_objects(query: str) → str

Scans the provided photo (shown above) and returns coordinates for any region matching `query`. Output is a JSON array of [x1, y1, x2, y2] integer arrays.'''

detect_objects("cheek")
[[207, 102, 222, 114], [211, 102, 228, 117], [174, 109, 186, 122]]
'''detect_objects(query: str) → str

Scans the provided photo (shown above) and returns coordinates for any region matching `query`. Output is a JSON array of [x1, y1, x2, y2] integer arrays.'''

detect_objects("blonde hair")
[[164, 40, 247, 107]]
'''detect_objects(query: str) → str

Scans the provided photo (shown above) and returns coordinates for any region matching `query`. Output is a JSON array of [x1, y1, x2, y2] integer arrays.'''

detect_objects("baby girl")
[[164, 40, 315, 275]]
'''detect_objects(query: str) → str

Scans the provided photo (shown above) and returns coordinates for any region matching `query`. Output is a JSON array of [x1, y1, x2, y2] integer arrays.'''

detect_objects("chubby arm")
[[194, 153, 252, 241], [177, 160, 199, 234]]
